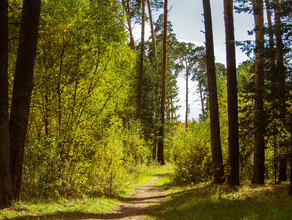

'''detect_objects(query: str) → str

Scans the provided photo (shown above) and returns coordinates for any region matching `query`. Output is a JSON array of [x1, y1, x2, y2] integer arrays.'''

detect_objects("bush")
[[23, 120, 151, 199], [168, 122, 212, 185]]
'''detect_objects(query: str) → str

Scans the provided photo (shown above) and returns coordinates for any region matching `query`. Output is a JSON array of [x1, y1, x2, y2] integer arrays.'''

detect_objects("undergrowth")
[[150, 181, 292, 220], [0, 163, 172, 219]]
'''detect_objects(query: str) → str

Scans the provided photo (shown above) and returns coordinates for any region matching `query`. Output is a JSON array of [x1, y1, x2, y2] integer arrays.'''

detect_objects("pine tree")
[[202, 0, 225, 183], [157, 0, 168, 165], [251, 0, 265, 184], [224, 0, 239, 186]]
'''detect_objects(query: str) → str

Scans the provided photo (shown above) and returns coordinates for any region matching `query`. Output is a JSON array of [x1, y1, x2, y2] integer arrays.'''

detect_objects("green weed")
[[0, 164, 173, 219], [134, 163, 174, 186], [150, 182, 292, 220], [0, 197, 117, 219]]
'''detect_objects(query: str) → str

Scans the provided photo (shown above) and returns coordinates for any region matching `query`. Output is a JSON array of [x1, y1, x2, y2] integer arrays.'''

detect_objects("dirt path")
[[7, 176, 169, 220], [97, 176, 169, 219]]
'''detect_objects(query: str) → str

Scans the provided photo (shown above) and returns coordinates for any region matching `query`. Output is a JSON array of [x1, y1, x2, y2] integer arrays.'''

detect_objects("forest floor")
[[1, 167, 292, 219], [0, 166, 173, 220], [92, 175, 170, 219]]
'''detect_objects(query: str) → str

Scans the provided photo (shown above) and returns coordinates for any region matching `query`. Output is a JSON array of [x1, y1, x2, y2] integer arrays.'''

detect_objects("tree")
[[224, 0, 239, 186], [122, 0, 136, 50], [174, 42, 200, 127], [137, 0, 145, 119], [274, 0, 287, 183], [265, 0, 274, 50], [146, 0, 158, 158], [290, 115, 292, 195], [202, 0, 225, 183], [251, 0, 265, 184], [185, 57, 189, 127], [10, 0, 42, 201], [147, 0, 157, 57], [0, 0, 12, 208], [264, 0, 279, 184], [157, 0, 168, 165], [0, 0, 41, 207], [191, 47, 208, 120]]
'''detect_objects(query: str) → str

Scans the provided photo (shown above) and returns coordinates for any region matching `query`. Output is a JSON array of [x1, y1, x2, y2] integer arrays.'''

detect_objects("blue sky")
[[169, 0, 255, 121], [133, 0, 255, 121]]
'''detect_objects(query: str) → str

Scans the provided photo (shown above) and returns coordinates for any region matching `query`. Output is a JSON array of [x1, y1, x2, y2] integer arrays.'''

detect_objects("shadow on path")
[[8, 176, 170, 220]]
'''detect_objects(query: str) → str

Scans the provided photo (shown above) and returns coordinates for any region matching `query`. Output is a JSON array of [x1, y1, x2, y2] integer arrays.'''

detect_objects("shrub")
[[168, 122, 212, 185]]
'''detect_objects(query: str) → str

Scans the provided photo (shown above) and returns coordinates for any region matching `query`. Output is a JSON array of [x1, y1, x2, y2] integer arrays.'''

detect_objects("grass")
[[0, 196, 117, 219], [153, 175, 172, 188], [0, 163, 173, 220], [149, 181, 292, 220], [3, 164, 290, 220], [134, 163, 174, 186]]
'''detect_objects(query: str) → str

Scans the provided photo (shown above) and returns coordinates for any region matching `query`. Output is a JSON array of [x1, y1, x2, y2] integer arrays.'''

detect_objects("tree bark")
[[122, 0, 136, 51], [224, 0, 239, 186], [265, 0, 274, 50], [264, 0, 278, 184], [202, 0, 225, 183], [252, 0, 265, 184], [274, 0, 287, 183], [290, 74, 292, 195], [185, 59, 189, 128], [147, 0, 159, 159], [199, 82, 206, 119], [157, 0, 168, 165], [279, 158, 287, 182], [0, 0, 12, 208], [147, 0, 157, 57], [9, 0, 41, 201], [137, 0, 145, 119], [290, 114, 292, 195]]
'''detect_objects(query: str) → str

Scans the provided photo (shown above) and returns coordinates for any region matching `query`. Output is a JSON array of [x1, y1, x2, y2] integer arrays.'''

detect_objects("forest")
[[0, 0, 291, 219]]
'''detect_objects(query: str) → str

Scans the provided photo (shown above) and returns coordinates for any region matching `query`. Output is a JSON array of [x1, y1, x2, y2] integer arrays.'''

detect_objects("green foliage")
[[167, 122, 213, 184], [135, 163, 174, 186], [0, 197, 118, 219], [151, 183, 292, 220], [24, 118, 150, 198], [19, 0, 154, 200], [87, 120, 150, 196], [166, 61, 229, 185]]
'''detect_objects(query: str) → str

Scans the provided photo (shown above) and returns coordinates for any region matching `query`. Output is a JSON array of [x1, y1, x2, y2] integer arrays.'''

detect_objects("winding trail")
[[6, 176, 170, 220], [99, 176, 169, 219]]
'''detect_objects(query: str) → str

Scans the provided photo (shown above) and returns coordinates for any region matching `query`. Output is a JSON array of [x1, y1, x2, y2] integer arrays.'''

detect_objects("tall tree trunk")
[[202, 0, 225, 183], [171, 97, 174, 120], [290, 112, 292, 195], [0, 0, 12, 208], [9, 0, 41, 201], [279, 158, 287, 182], [147, 0, 159, 159], [199, 82, 206, 119], [137, 0, 145, 119], [147, 0, 157, 57], [290, 74, 292, 195], [273, 135, 278, 184], [157, 0, 168, 165], [122, 0, 136, 51], [265, 0, 278, 183], [185, 59, 189, 128], [252, 0, 265, 184], [224, 0, 239, 186], [274, 0, 284, 76], [274, 0, 287, 183], [265, 0, 274, 50]]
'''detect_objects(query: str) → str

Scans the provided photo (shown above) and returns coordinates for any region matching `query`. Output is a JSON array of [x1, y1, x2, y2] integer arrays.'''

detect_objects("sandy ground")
[[94, 176, 169, 219]]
